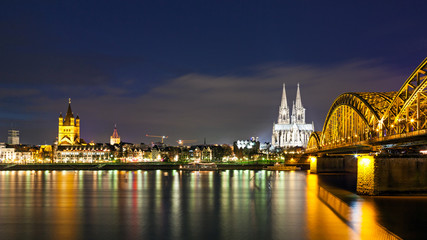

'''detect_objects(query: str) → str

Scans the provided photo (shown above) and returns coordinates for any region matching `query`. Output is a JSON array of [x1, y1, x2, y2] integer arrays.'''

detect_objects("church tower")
[[110, 125, 121, 145], [294, 83, 306, 124], [58, 99, 81, 145], [278, 83, 290, 124]]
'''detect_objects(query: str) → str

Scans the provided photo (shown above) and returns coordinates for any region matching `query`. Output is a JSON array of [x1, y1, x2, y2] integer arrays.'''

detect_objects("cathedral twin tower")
[[272, 83, 314, 148]]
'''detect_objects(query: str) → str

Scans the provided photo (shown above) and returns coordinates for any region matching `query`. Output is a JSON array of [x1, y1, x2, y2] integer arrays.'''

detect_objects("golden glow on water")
[[306, 174, 359, 239], [52, 172, 78, 240], [358, 200, 401, 239], [0, 170, 407, 240]]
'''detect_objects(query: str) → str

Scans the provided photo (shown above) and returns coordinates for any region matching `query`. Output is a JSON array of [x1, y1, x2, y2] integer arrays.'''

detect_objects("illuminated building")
[[110, 125, 121, 145], [233, 138, 260, 159], [0, 143, 15, 162], [58, 99, 81, 145], [55, 144, 110, 163], [55, 99, 111, 163], [272, 83, 314, 148]]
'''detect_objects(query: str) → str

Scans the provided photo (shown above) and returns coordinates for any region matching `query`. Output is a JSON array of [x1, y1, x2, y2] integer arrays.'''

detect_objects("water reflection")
[[0, 170, 415, 240]]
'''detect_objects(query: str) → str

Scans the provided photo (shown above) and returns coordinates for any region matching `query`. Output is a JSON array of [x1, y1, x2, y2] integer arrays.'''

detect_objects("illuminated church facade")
[[272, 83, 314, 148], [58, 99, 81, 146]]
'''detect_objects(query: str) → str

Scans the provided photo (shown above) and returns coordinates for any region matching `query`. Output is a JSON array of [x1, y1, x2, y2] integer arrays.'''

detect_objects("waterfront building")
[[58, 99, 81, 146], [110, 125, 121, 145], [272, 83, 314, 148], [7, 129, 19, 145], [56, 144, 110, 163], [0, 143, 15, 162], [192, 146, 213, 162], [0, 143, 36, 163]]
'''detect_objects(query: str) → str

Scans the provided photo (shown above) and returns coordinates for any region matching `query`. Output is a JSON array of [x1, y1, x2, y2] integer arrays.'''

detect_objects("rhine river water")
[[0, 170, 425, 240]]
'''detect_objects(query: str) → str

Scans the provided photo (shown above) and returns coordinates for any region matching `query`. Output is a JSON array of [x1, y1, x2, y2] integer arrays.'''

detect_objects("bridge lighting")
[[309, 156, 317, 174], [359, 155, 373, 167]]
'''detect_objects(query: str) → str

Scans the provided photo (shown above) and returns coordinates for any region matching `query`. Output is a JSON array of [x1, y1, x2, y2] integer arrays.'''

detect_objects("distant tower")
[[58, 98, 81, 145], [7, 129, 19, 145], [110, 125, 121, 145]]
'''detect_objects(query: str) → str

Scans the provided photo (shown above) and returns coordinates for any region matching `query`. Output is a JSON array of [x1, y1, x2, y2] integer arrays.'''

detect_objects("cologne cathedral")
[[272, 83, 314, 148]]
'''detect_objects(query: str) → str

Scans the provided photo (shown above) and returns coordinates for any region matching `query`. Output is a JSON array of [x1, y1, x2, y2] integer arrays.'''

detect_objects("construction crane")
[[177, 139, 197, 146], [145, 134, 168, 143]]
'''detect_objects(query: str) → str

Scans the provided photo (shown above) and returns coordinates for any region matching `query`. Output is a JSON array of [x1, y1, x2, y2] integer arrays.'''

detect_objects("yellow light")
[[391, 124, 394, 128], [357, 155, 375, 195], [360, 157, 371, 166], [309, 156, 317, 174], [410, 119, 415, 123]]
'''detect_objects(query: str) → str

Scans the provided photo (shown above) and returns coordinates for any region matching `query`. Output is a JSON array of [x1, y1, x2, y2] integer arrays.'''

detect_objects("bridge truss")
[[307, 58, 427, 153]]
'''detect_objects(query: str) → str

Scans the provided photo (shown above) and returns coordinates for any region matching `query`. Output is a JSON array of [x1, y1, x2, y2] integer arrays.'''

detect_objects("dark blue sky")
[[1, 0, 426, 145]]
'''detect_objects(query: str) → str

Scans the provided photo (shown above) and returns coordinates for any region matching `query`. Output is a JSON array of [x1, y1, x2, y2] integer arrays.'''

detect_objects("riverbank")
[[0, 163, 310, 171]]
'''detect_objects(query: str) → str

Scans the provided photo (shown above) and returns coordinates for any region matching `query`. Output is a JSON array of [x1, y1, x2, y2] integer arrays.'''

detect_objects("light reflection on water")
[[0, 170, 405, 240]]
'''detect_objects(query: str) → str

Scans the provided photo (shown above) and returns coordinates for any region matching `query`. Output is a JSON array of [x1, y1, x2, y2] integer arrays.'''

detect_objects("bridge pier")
[[310, 155, 427, 195], [357, 155, 427, 195], [309, 155, 357, 174]]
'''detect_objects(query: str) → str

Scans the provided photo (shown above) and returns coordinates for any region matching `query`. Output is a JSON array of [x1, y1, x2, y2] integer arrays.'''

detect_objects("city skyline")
[[1, 1, 427, 145]]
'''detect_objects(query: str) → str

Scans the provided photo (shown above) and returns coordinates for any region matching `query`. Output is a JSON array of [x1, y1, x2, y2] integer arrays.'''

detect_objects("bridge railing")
[[374, 129, 427, 142], [307, 129, 427, 153]]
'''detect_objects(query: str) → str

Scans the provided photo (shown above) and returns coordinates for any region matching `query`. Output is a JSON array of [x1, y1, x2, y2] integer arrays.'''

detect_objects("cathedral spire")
[[280, 83, 288, 109], [278, 83, 290, 124], [295, 83, 303, 109]]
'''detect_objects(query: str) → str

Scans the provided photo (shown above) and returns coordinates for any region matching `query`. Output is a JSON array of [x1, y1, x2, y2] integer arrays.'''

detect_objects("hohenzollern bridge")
[[304, 58, 427, 196]]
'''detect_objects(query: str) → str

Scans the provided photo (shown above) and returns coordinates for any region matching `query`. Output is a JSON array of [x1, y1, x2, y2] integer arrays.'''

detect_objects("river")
[[0, 170, 424, 239]]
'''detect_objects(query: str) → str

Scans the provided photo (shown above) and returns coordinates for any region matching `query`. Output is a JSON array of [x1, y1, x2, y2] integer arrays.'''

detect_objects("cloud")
[[0, 59, 405, 145]]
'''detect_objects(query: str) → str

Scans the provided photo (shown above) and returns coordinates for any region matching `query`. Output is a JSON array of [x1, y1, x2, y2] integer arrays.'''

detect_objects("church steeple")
[[296, 83, 303, 109], [110, 124, 121, 145], [294, 83, 306, 124], [278, 83, 290, 124], [280, 83, 288, 109], [63, 98, 74, 125]]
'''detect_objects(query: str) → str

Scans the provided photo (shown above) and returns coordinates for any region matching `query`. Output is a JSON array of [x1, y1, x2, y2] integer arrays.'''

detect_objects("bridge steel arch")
[[381, 58, 427, 135], [306, 131, 321, 152], [319, 92, 392, 146], [307, 57, 427, 153]]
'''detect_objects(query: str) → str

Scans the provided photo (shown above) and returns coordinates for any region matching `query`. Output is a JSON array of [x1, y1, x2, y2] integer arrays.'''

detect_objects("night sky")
[[1, 1, 426, 145]]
